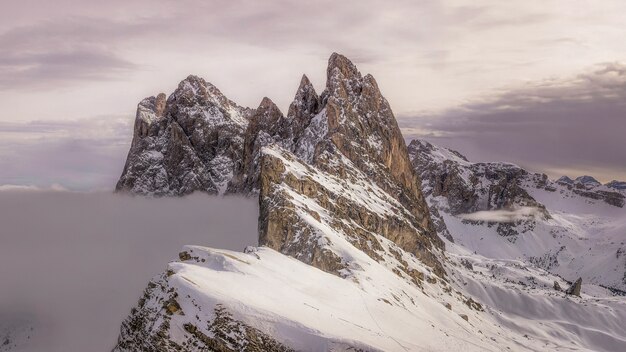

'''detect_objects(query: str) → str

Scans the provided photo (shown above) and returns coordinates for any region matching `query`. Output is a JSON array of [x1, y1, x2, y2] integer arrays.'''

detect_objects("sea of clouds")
[[0, 191, 258, 351]]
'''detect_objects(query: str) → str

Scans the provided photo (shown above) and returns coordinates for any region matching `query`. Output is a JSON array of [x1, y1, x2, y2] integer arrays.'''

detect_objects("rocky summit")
[[112, 54, 626, 352], [116, 76, 253, 196], [113, 54, 453, 351]]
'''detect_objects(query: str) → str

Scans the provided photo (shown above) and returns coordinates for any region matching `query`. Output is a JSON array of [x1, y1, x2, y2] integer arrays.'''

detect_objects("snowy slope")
[[119, 245, 493, 351], [113, 243, 626, 352], [409, 139, 626, 292], [446, 246, 626, 352]]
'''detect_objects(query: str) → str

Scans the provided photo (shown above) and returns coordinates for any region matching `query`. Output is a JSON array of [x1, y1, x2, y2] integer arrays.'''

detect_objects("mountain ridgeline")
[[113, 54, 450, 351], [113, 54, 626, 351], [117, 52, 442, 273]]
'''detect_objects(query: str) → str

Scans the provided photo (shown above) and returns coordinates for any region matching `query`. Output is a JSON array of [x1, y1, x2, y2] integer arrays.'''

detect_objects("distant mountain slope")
[[409, 139, 626, 292]]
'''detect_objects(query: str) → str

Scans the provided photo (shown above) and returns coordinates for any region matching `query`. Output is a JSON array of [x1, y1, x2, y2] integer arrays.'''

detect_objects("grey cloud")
[[0, 16, 164, 88], [401, 62, 626, 182], [0, 0, 451, 90], [0, 116, 132, 190], [0, 49, 137, 89], [0, 191, 259, 352], [458, 207, 543, 223]]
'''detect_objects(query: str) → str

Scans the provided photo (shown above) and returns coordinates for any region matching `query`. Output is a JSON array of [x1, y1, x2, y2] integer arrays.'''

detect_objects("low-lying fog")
[[0, 191, 259, 352]]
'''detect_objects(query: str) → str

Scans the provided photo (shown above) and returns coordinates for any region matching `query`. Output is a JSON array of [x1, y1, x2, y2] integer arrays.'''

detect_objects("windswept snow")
[[155, 246, 528, 351]]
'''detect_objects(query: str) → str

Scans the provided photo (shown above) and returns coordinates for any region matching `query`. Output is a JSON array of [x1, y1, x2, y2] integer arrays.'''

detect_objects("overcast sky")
[[1, 0, 625, 189]]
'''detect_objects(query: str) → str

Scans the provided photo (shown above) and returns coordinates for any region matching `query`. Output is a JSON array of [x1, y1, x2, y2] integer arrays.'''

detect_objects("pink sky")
[[1, 0, 625, 188]]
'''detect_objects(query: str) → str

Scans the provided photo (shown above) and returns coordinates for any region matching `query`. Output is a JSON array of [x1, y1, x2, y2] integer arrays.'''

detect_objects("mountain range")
[[110, 53, 626, 351]]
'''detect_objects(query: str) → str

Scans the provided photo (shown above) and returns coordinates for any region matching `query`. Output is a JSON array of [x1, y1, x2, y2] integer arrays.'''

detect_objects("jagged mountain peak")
[[116, 75, 254, 196], [325, 52, 364, 99], [168, 75, 251, 125], [327, 52, 361, 81], [256, 96, 282, 116], [171, 75, 218, 100], [575, 175, 601, 186], [557, 175, 574, 184], [118, 54, 443, 274], [298, 73, 313, 89], [287, 74, 320, 120]]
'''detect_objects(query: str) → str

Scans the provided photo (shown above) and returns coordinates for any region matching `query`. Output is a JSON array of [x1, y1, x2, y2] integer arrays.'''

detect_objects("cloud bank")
[[0, 116, 131, 191], [401, 62, 626, 182], [458, 206, 543, 223], [0, 192, 259, 352]]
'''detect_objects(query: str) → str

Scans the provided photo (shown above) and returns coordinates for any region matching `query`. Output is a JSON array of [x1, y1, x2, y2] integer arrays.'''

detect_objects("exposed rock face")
[[566, 278, 582, 297], [116, 53, 442, 277], [258, 145, 445, 279], [228, 97, 290, 193], [408, 139, 551, 243], [318, 54, 436, 239], [408, 139, 549, 216], [116, 75, 252, 196], [252, 54, 443, 278]]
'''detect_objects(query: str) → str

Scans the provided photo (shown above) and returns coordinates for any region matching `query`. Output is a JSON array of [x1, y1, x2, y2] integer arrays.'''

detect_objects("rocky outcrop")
[[116, 75, 252, 196], [571, 189, 625, 207], [566, 278, 582, 297], [408, 139, 549, 216], [228, 97, 290, 193]]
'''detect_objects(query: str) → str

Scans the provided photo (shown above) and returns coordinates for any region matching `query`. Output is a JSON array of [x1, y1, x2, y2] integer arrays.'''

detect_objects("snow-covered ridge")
[[409, 138, 626, 292], [113, 242, 626, 352]]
